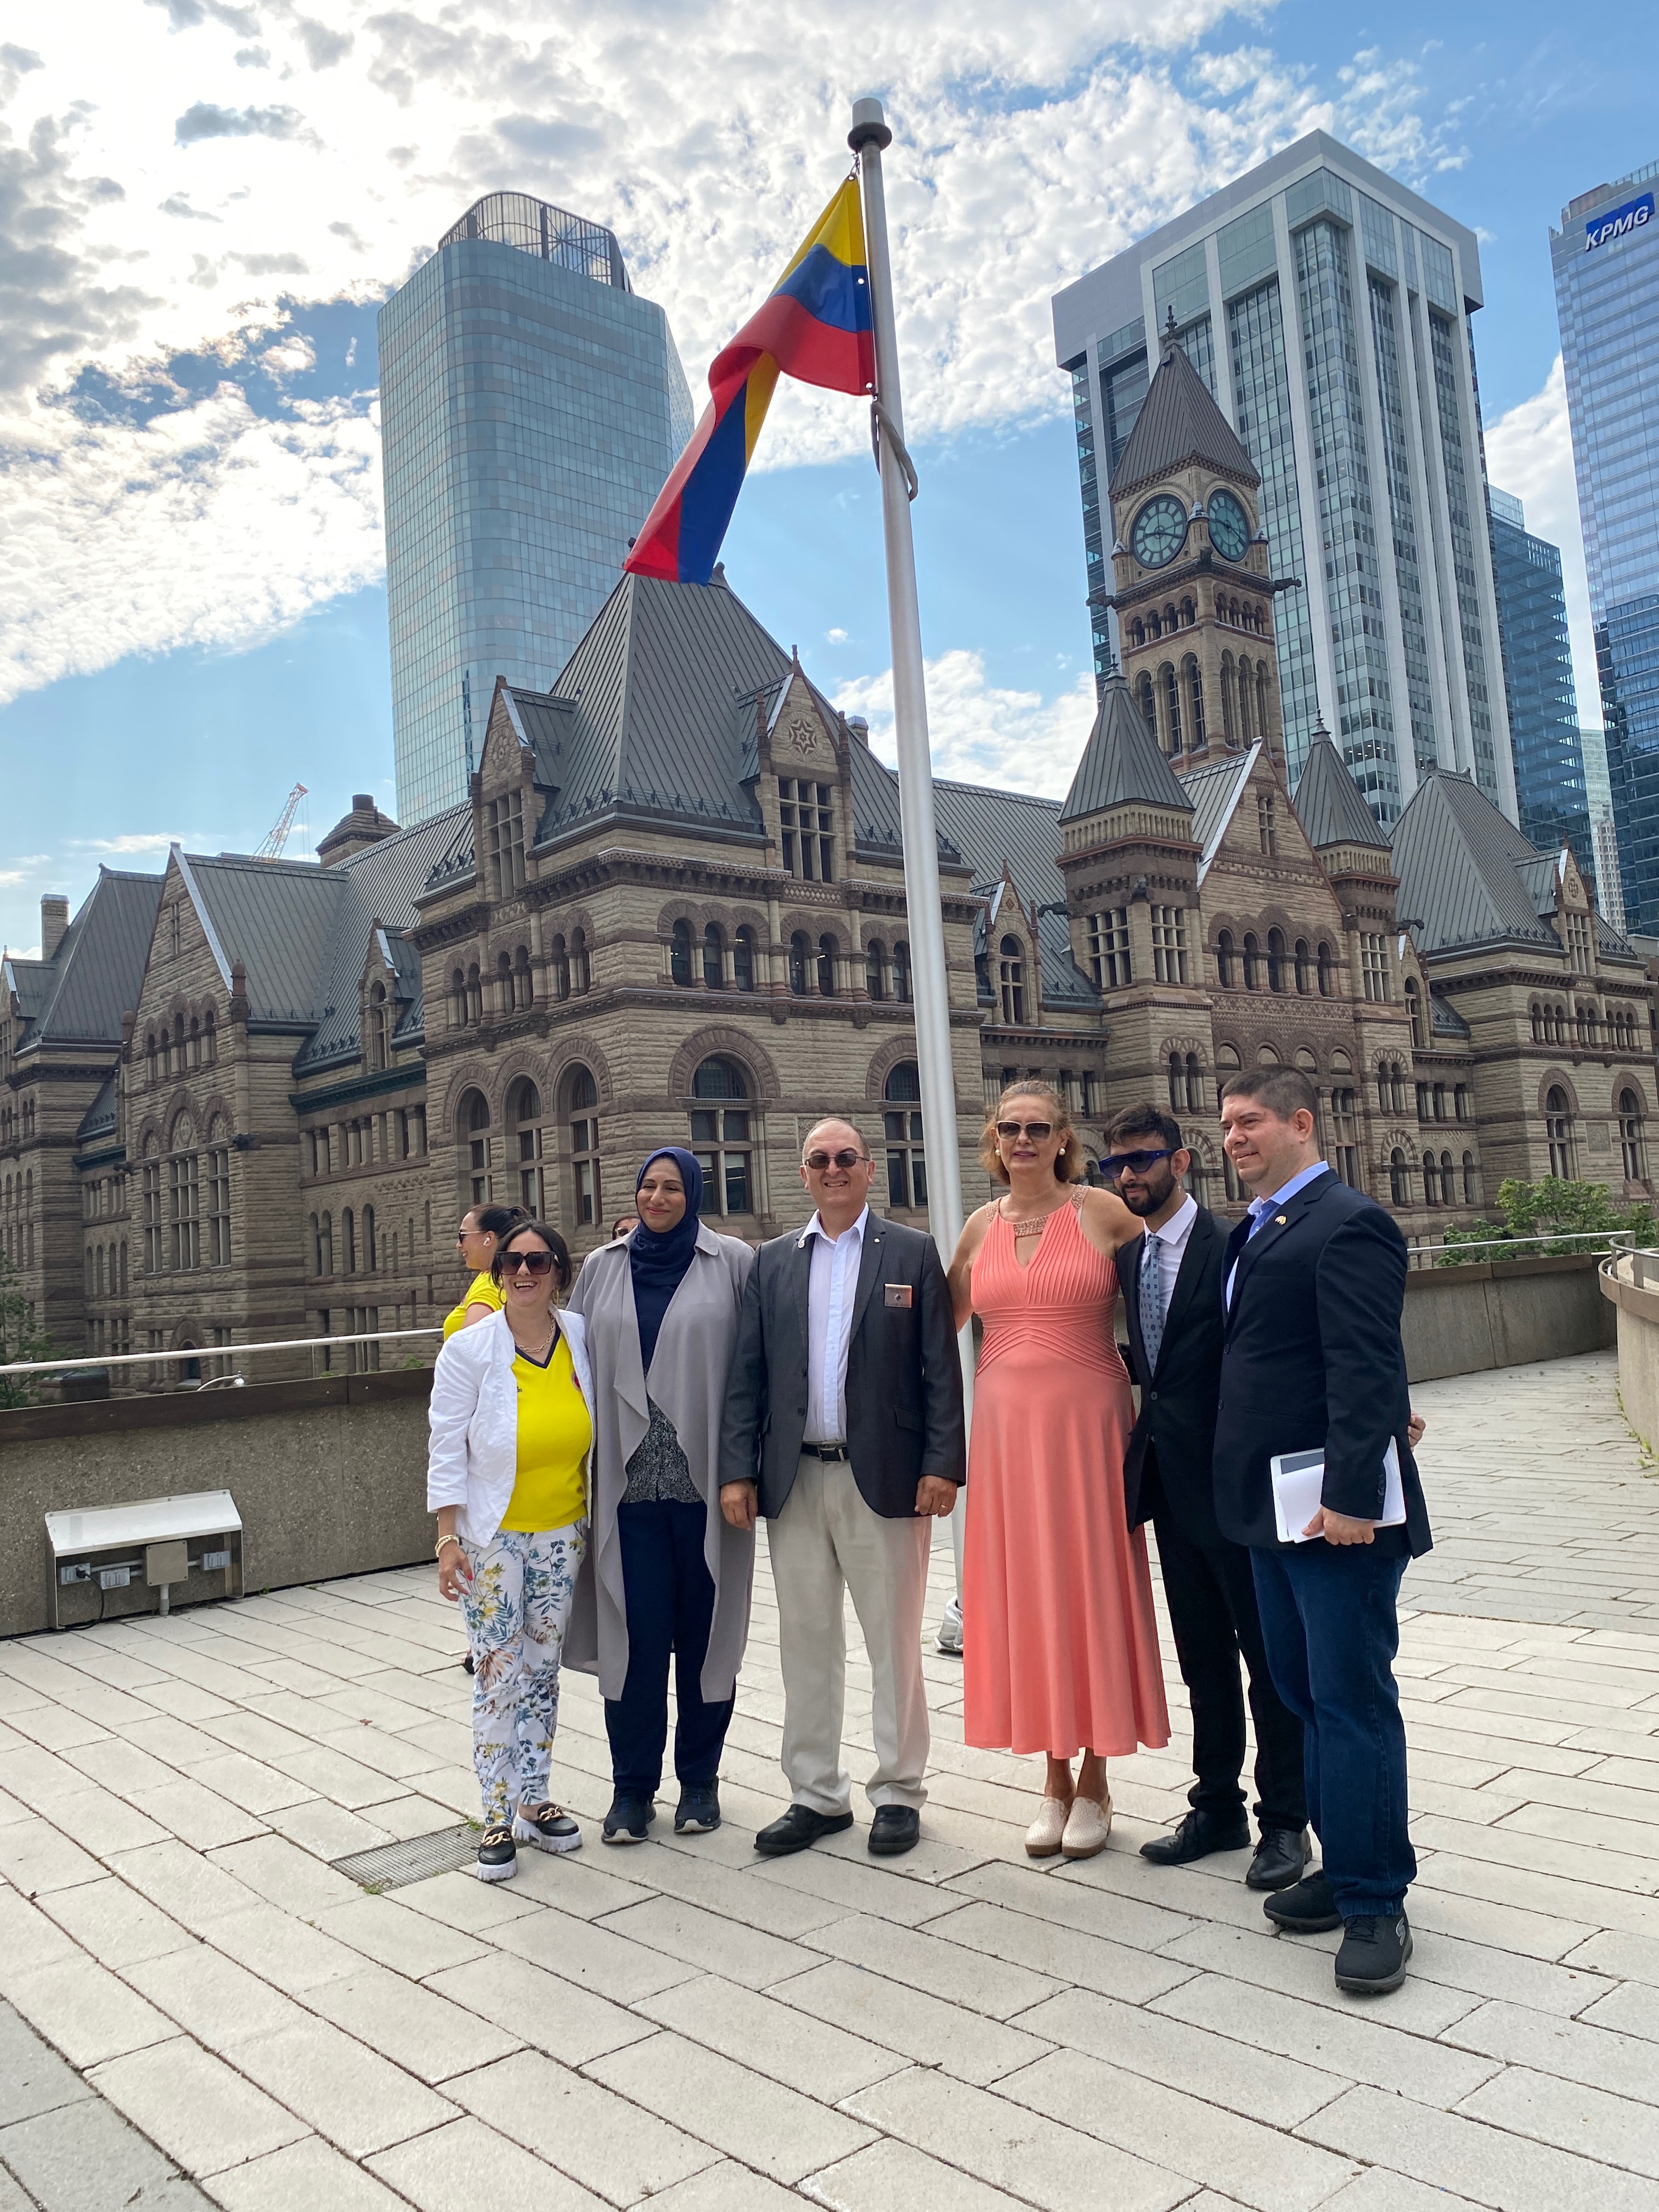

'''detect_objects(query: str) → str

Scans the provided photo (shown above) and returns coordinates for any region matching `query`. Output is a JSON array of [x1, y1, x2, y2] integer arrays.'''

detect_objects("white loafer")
[[1060, 1791, 1113, 1860], [1025, 1795, 1072, 1858]]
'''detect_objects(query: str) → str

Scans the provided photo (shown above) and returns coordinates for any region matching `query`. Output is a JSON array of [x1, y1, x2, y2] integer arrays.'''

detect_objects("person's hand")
[[915, 1476, 958, 1518], [1302, 1506, 1376, 1545], [720, 1481, 758, 1531], [437, 1542, 472, 1600], [1407, 1410, 1426, 1448]]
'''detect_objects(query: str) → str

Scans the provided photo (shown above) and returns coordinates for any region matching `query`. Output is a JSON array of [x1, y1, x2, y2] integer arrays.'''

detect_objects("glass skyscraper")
[[1552, 161, 1659, 929], [1052, 131, 1516, 829], [380, 193, 693, 824], [1487, 486, 1592, 883]]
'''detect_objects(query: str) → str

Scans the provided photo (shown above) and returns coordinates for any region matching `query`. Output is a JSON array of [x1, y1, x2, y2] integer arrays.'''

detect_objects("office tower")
[[380, 193, 693, 824], [1487, 486, 1592, 882], [1580, 724, 1628, 934], [1552, 161, 1659, 930], [1052, 130, 1516, 830]]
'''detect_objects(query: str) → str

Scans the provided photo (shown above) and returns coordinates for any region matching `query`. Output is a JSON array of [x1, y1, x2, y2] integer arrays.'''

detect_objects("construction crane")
[[255, 783, 307, 861]]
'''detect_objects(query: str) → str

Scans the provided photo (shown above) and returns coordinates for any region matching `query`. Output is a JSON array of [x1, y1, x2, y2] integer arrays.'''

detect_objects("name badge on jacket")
[[884, 1284, 913, 1308]]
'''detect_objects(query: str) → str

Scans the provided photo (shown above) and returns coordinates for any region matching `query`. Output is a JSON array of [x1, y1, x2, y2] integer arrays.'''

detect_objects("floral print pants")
[[460, 1523, 587, 1826]]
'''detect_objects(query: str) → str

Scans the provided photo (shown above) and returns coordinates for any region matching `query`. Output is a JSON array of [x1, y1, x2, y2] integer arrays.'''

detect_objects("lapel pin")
[[1274, 1214, 1288, 1225]]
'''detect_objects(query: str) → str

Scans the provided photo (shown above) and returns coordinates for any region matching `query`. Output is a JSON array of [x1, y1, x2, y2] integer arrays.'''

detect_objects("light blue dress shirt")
[[1224, 1162, 1332, 1309]]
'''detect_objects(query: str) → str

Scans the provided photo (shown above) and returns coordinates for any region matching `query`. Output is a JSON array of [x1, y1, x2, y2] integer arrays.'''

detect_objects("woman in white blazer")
[[429, 1218, 595, 1883]]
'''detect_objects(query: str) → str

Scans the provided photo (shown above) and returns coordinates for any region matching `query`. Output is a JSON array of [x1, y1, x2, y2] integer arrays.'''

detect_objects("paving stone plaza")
[[3, 1348, 1658, 2212]]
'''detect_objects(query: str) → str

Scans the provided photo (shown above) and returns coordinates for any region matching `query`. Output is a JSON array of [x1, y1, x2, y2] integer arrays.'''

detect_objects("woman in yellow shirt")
[[428, 1218, 595, 1883], [442, 1205, 526, 1339]]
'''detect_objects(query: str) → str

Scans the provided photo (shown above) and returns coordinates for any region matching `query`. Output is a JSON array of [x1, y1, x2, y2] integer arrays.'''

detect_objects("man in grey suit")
[[719, 1119, 964, 1858]]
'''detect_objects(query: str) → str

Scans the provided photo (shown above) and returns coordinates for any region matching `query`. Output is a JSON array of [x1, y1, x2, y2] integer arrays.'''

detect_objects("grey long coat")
[[563, 1223, 756, 1702]]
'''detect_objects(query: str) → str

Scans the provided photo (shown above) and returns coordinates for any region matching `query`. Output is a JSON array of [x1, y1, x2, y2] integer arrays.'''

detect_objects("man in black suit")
[[1106, 1104, 1309, 1894], [1215, 1066, 1432, 1996], [720, 1119, 964, 1859]]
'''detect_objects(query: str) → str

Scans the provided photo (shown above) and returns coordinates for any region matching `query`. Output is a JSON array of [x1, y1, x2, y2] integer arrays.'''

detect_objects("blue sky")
[[2, 0, 1655, 953]]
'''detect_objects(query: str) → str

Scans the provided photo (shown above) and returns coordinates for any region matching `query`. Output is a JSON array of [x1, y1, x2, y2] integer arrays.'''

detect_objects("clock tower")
[[1098, 329, 1292, 774]]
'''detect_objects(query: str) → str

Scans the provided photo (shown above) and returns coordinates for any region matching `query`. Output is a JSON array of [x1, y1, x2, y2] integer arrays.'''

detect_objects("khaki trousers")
[[768, 1452, 932, 1815]]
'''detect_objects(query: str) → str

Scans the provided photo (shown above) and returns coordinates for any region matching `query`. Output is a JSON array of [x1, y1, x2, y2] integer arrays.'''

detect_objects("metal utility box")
[[44, 1491, 243, 1628]]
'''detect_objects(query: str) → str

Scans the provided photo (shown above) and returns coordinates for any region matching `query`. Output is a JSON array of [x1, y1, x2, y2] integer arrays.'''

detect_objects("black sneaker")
[[514, 1803, 583, 1854], [475, 1822, 517, 1882], [674, 1782, 720, 1835], [1335, 1912, 1413, 1994], [1262, 1870, 1342, 1933], [602, 1791, 656, 1844]]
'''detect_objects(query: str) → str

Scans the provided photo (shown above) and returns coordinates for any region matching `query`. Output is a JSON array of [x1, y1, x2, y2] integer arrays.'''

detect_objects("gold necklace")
[[513, 1317, 557, 1362]]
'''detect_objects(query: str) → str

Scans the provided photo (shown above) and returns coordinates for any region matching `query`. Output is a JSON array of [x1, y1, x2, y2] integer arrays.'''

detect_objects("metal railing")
[[1404, 1229, 1637, 1271], [0, 1325, 442, 1387]]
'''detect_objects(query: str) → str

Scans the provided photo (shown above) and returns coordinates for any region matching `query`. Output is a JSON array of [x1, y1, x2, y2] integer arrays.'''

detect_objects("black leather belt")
[[800, 1442, 851, 1461]]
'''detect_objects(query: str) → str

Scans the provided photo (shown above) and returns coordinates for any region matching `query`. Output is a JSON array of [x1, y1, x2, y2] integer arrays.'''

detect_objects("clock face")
[[1131, 494, 1188, 570], [1207, 489, 1251, 563]]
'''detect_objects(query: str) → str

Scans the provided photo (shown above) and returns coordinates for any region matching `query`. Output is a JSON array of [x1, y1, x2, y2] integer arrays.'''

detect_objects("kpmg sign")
[[1585, 193, 1654, 251]]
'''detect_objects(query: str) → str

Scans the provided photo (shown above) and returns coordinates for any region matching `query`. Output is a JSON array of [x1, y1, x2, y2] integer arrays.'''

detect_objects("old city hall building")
[[5, 340, 1656, 1383]]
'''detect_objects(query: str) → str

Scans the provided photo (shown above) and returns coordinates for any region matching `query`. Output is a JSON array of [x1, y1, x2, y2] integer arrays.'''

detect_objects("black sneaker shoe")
[[514, 1802, 583, 1854], [1140, 1808, 1250, 1866], [475, 1822, 517, 1882], [602, 1791, 656, 1844], [674, 1782, 721, 1835], [1335, 1912, 1413, 1994], [1262, 1870, 1342, 1933]]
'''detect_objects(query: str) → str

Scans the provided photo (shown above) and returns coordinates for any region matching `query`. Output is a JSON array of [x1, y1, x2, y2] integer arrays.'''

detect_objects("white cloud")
[[838, 650, 1098, 798], [0, 2, 1468, 704], [1483, 356, 1601, 728], [826, 627, 848, 645]]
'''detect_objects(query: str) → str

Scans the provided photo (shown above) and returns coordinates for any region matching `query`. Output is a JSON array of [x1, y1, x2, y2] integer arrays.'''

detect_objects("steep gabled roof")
[[11, 870, 162, 1050], [1109, 337, 1257, 499], [1391, 771, 1564, 955], [1059, 673, 1191, 822], [1294, 731, 1391, 850], [934, 780, 1098, 1008], [1181, 744, 1261, 881], [180, 855, 346, 1025]]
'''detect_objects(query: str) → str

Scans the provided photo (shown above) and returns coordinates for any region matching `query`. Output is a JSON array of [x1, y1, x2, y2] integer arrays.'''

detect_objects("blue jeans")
[[605, 1502, 734, 1798], [1250, 1542, 1415, 1920]]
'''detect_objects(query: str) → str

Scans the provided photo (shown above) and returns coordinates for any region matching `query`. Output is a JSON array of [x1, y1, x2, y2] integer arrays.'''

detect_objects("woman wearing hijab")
[[566, 1149, 756, 1842]]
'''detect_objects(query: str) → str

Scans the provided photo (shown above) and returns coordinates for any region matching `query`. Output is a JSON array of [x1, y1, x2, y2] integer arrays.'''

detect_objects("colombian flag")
[[625, 178, 874, 585]]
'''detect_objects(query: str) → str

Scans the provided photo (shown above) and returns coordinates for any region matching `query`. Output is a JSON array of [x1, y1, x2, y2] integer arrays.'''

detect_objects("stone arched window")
[[1257, 665, 1271, 736], [1545, 1085, 1575, 1180], [1620, 1088, 1646, 1182], [1216, 930, 1236, 988], [460, 1088, 491, 1207], [495, 952, 514, 1015], [703, 924, 725, 990], [509, 1078, 545, 1217], [1405, 978, 1425, 1049], [341, 1206, 357, 1276], [1167, 1051, 1184, 1113], [1463, 1152, 1479, 1206], [883, 1061, 926, 1210], [449, 969, 466, 1028], [690, 1057, 754, 1219], [513, 945, 533, 1010], [549, 935, 570, 1001], [1136, 672, 1158, 744], [1184, 1053, 1204, 1113], [788, 932, 810, 996], [817, 934, 838, 998], [670, 919, 693, 988], [204, 1006, 217, 1064], [1389, 1149, 1409, 1206], [572, 928, 591, 995], [1294, 939, 1311, 994], [1317, 941, 1335, 998], [733, 928, 757, 993], [866, 940, 887, 1000], [562, 1066, 601, 1229], [1182, 654, 1205, 749], [998, 936, 1025, 1024], [1242, 933, 1261, 990], [1423, 1154, 1439, 1207], [1267, 929, 1286, 993], [368, 981, 389, 1070], [466, 963, 483, 1025], [1160, 662, 1182, 753], [317, 1210, 333, 1277], [363, 1203, 377, 1273], [206, 1121, 231, 1266], [893, 941, 913, 1003]]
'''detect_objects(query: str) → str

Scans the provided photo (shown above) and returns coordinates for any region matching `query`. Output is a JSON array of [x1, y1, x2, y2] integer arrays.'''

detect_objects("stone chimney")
[[846, 716, 870, 749], [317, 794, 399, 868], [40, 894, 69, 958]]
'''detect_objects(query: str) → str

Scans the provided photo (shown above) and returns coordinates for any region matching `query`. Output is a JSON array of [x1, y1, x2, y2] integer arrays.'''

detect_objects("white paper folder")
[[1271, 1438, 1405, 1544]]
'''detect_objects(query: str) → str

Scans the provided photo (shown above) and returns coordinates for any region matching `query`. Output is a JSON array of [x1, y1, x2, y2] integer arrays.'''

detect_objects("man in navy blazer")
[[1215, 1066, 1431, 1997]]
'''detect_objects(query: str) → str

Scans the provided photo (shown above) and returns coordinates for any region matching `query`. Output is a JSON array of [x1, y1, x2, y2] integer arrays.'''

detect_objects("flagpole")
[[850, 95, 973, 1631]]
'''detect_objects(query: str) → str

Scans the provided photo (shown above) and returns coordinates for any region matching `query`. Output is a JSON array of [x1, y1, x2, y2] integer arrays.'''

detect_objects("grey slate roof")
[[1181, 746, 1260, 879], [1294, 732, 1391, 850], [182, 855, 348, 1026], [1430, 990, 1471, 1040], [294, 809, 465, 1070], [1109, 338, 1257, 499], [1059, 673, 1190, 822], [1391, 771, 1571, 956], [77, 1071, 118, 1142], [933, 781, 1099, 1008], [11, 870, 162, 1050]]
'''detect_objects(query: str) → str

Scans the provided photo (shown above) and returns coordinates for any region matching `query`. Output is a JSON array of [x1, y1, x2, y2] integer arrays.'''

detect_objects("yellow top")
[[442, 1269, 501, 1340], [499, 1329, 591, 1533]]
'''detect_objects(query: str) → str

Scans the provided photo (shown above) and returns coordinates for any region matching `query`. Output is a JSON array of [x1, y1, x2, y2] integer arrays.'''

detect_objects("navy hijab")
[[629, 1147, 704, 1379]]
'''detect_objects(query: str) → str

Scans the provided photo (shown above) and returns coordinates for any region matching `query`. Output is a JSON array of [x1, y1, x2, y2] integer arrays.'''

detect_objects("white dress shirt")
[[1142, 1192, 1198, 1327], [803, 1205, 868, 1444]]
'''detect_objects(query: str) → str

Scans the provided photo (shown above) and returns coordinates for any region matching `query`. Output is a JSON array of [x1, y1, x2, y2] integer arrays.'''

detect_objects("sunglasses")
[[996, 1120, 1053, 1141], [501, 1250, 557, 1277], [1101, 1147, 1176, 1177], [804, 1149, 869, 1171]]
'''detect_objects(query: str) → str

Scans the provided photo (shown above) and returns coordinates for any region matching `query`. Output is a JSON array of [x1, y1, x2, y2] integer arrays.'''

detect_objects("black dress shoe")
[[754, 1804, 855, 1857], [1139, 1808, 1250, 1866], [1335, 1911, 1412, 1993], [867, 1805, 920, 1857], [1263, 1870, 1342, 1933], [1245, 1825, 1312, 1893]]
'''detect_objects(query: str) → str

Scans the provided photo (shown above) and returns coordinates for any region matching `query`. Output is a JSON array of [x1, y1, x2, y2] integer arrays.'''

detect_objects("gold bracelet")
[[435, 1533, 462, 1558]]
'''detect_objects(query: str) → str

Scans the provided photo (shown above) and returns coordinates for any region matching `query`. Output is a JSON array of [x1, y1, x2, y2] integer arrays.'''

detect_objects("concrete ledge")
[[0, 1370, 436, 1639], [1401, 1252, 1615, 1384], [1601, 1253, 1659, 1455]]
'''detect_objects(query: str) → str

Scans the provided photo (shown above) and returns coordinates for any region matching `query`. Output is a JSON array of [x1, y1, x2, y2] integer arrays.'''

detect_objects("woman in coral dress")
[[950, 1084, 1170, 1861]]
